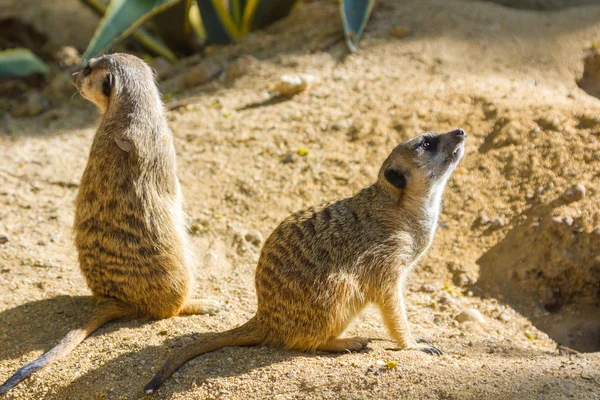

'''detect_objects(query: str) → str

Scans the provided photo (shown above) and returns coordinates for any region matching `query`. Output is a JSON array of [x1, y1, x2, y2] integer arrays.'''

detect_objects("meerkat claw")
[[413, 335, 433, 346], [416, 345, 443, 356]]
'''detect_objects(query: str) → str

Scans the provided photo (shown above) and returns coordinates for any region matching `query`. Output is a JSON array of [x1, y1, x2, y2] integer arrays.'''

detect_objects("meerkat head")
[[378, 129, 466, 201], [72, 53, 157, 114]]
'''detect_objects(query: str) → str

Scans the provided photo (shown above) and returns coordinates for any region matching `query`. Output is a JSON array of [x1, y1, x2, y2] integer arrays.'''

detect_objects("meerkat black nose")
[[454, 129, 466, 138]]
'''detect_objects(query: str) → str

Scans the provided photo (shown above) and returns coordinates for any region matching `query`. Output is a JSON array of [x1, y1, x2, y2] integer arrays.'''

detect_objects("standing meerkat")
[[0, 53, 220, 395], [145, 128, 467, 393]]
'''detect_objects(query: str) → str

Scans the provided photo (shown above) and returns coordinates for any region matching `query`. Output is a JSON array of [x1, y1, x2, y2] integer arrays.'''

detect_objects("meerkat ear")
[[103, 72, 114, 96], [384, 168, 407, 190]]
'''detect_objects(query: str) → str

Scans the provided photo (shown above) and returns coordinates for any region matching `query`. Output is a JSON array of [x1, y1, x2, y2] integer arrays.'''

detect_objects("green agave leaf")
[[197, 0, 241, 43], [340, 0, 375, 52], [0, 49, 48, 79], [229, 0, 248, 28], [83, 0, 183, 60], [80, 0, 178, 62], [242, 0, 296, 34]]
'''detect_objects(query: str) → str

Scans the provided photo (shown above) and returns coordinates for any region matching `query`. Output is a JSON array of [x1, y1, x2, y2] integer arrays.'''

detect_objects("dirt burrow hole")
[[577, 50, 600, 99], [477, 215, 600, 353]]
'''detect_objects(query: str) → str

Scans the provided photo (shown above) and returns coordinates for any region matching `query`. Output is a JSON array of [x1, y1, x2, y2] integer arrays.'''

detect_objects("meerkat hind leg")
[[180, 298, 222, 316], [316, 337, 370, 353]]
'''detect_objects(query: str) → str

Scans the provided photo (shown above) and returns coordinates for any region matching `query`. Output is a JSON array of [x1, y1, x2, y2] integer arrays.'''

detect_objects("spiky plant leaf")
[[0, 49, 48, 79], [83, 0, 183, 60], [340, 0, 375, 52], [197, 0, 242, 43]]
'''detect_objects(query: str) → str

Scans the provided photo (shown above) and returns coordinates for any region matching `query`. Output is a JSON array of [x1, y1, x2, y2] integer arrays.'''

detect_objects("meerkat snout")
[[72, 58, 117, 113]]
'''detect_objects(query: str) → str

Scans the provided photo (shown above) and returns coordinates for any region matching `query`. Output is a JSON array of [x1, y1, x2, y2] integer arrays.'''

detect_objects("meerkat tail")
[[0, 300, 130, 395], [144, 317, 263, 394]]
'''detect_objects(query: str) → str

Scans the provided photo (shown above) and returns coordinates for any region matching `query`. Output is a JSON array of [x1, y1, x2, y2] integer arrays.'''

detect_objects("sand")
[[0, 0, 599, 399]]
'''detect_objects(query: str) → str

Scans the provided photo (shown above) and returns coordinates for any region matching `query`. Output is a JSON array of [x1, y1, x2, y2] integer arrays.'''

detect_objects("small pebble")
[[490, 218, 505, 230], [275, 74, 314, 96], [562, 184, 585, 203], [420, 283, 436, 293], [282, 152, 295, 164], [245, 230, 263, 247], [498, 312, 511, 322], [438, 292, 453, 305], [0, 235, 8, 244], [391, 26, 410, 39], [456, 308, 485, 324]]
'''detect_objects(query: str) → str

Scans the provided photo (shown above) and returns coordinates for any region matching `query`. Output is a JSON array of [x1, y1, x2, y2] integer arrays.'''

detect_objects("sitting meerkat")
[[144, 128, 467, 393], [0, 53, 220, 395]]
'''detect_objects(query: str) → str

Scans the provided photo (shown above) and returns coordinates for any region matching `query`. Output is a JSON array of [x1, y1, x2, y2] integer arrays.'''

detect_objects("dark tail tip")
[[0, 359, 43, 395], [144, 376, 163, 394]]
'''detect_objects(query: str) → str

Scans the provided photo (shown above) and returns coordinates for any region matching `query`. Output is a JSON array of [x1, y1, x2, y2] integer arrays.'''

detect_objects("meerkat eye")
[[421, 139, 431, 150], [83, 65, 92, 76]]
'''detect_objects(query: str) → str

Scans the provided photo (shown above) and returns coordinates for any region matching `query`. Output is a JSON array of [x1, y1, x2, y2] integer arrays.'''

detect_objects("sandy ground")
[[1, 0, 600, 399]]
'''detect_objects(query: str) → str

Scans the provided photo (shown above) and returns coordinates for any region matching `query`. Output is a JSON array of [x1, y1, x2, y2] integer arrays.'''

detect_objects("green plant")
[[81, 0, 375, 61], [0, 0, 375, 80], [0, 49, 48, 79]]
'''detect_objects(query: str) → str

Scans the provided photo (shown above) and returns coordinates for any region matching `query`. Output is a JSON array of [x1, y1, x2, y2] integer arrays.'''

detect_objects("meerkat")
[[0, 53, 220, 395], [144, 128, 467, 393]]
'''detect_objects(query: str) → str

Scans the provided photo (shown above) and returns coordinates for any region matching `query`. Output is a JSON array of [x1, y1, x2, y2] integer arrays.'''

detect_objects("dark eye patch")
[[82, 62, 92, 76], [417, 135, 438, 152]]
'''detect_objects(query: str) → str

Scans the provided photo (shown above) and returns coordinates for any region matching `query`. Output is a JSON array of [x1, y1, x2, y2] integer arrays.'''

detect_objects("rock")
[[563, 216, 574, 226], [420, 283, 436, 293], [536, 116, 560, 131], [150, 57, 174, 81], [447, 261, 478, 287], [12, 92, 49, 117], [562, 184, 585, 203], [391, 26, 410, 39], [282, 152, 295, 164], [180, 60, 223, 87], [453, 272, 477, 287], [0, 234, 8, 244], [55, 46, 81, 68], [226, 55, 258, 80], [245, 230, 263, 247], [498, 312, 511, 322], [455, 308, 485, 324], [438, 292, 453, 305], [331, 118, 351, 131], [275, 74, 314, 96], [490, 217, 505, 230]]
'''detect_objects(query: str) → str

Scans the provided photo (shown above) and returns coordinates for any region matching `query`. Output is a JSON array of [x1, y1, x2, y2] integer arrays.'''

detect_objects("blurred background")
[[0, 1, 599, 399]]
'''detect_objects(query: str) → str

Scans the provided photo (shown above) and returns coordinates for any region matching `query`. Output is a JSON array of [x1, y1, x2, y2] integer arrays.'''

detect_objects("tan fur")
[[145, 129, 467, 393], [0, 53, 219, 395]]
